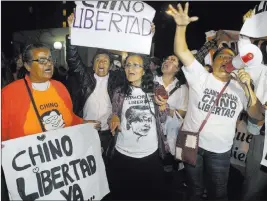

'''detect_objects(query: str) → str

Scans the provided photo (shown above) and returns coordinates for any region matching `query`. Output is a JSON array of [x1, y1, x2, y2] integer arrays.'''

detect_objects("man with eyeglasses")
[[66, 13, 125, 157], [1, 43, 101, 201], [2, 43, 100, 142]]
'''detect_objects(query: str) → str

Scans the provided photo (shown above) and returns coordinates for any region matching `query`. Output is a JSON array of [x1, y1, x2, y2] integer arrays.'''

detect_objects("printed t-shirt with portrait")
[[116, 87, 158, 158], [182, 59, 248, 153], [23, 81, 73, 135], [1, 78, 82, 141]]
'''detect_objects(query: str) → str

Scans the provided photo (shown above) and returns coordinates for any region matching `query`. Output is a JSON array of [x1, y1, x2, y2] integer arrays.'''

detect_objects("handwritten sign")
[[240, 1, 267, 38], [71, 1, 156, 55], [1, 124, 109, 201], [230, 120, 253, 173]]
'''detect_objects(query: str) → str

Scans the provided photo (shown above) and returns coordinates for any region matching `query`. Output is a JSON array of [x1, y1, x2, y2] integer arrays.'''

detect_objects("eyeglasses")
[[31, 58, 54, 65], [125, 63, 143, 69]]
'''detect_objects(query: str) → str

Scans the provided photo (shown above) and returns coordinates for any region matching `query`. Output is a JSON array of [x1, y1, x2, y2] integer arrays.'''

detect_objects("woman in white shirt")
[[154, 55, 189, 169], [107, 53, 170, 200], [155, 55, 189, 118]]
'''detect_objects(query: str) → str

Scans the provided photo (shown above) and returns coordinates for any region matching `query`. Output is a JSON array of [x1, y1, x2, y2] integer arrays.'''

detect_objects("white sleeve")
[[247, 120, 263, 135], [177, 85, 189, 111], [182, 59, 209, 87]]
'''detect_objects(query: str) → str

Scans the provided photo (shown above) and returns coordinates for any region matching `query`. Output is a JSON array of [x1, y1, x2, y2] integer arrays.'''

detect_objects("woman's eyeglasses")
[[125, 63, 143, 69]]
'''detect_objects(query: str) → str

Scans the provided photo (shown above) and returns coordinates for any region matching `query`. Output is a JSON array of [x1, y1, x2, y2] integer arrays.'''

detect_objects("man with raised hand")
[[167, 2, 264, 200]]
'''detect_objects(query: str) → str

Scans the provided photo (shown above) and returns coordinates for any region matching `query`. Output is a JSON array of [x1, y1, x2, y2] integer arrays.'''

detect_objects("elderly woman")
[[1, 43, 100, 141], [107, 53, 170, 200]]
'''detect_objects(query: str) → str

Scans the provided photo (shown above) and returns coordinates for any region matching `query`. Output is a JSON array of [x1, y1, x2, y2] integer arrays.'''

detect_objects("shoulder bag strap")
[[169, 83, 180, 97], [198, 80, 231, 133], [23, 78, 46, 132]]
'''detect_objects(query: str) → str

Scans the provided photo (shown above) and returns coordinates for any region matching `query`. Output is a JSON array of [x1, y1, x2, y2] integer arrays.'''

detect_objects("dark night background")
[[1, 1, 259, 59]]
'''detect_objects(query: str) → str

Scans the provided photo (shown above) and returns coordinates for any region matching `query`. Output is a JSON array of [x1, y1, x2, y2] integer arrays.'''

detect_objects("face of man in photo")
[[130, 112, 153, 137]]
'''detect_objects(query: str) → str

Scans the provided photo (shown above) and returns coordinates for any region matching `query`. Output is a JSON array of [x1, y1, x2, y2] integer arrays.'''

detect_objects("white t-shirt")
[[83, 74, 112, 131], [182, 59, 248, 153], [116, 87, 158, 158], [154, 76, 188, 111]]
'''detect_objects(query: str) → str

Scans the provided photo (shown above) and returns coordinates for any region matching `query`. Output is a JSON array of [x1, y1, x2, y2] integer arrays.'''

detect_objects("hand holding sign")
[[68, 12, 75, 35], [83, 120, 101, 130], [166, 2, 198, 27]]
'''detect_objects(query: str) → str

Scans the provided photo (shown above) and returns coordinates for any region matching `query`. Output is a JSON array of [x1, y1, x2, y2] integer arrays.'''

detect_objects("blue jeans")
[[184, 147, 231, 201]]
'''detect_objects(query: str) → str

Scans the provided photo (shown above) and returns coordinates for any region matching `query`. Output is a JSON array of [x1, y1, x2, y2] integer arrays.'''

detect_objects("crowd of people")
[[1, 2, 266, 201]]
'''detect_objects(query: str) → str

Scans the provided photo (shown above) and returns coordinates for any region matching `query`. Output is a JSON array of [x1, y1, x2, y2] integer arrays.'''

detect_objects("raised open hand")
[[166, 2, 198, 26]]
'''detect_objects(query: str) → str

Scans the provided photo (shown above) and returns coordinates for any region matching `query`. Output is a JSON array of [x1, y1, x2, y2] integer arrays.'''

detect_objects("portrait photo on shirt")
[[41, 109, 65, 131], [125, 105, 154, 141]]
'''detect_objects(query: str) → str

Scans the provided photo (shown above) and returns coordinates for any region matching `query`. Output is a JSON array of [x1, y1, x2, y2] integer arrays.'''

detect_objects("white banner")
[[260, 111, 267, 167], [240, 1, 267, 38], [1, 124, 109, 201], [71, 1, 156, 55], [231, 120, 253, 172]]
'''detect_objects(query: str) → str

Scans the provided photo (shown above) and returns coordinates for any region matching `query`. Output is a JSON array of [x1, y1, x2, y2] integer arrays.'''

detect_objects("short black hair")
[[212, 47, 236, 61], [41, 109, 61, 120], [91, 49, 113, 66], [22, 43, 50, 64]]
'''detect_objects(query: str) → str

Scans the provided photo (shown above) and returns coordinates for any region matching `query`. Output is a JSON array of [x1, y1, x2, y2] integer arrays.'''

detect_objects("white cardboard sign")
[[71, 1, 156, 55], [240, 1, 267, 38], [1, 124, 109, 201]]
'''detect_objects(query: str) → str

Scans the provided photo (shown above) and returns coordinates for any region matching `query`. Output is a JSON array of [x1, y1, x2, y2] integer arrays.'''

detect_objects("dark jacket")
[[107, 85, 170, 159], [1, 66, 14, 88], [66, 35, 126, 117]]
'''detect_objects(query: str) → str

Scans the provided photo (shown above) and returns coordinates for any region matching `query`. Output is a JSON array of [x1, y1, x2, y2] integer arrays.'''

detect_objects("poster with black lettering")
[[198, 88, 238, 118], [71, 1, 155, 55], [260, 111, 267, 167], [230, 120, 253, 173], [1, 124, 109, 201], [240, 1, 267, 38]]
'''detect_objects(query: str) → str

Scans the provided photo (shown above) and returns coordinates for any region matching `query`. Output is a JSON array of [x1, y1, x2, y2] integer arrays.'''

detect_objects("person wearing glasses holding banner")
[[1, 43, 100, 142]]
